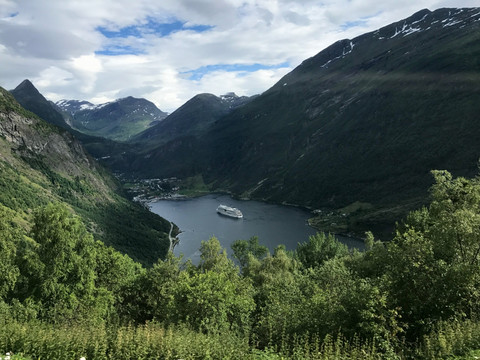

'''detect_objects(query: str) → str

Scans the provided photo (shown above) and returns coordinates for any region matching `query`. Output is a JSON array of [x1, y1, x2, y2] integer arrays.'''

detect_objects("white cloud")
[[0, 0, 478, 112]]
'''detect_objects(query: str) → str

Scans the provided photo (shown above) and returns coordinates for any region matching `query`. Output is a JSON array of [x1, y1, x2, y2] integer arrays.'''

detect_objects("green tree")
[[94, 241, 144, 321], [231, 236, 268, 270], [382, 170, 480, 339], [169, 268, 255, 333], [167, 237, 255, 333], [0, 205, 21, 300], [198, 236, 231, 272], [130, 251, 182, 324], [296, 232, 349, 269], [245, 246, 304, 347], [29, 203, 99, 322], [428, 170, 480, 265], [94, 241, 143, 295]]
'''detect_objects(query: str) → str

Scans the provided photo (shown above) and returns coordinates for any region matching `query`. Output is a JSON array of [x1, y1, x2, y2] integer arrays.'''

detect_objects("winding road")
[[168, 222, 177, 252]]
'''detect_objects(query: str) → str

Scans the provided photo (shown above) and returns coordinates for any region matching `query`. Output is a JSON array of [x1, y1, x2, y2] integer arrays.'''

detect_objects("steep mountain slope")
[[132, 92, 256, 148], [123, 7, 480, 237], [0, 86, 171, 264], [8, 80, 136, 164], [55, 96, 168, 141], [10, 79, 70, 130], [103, 92, 257, 178]]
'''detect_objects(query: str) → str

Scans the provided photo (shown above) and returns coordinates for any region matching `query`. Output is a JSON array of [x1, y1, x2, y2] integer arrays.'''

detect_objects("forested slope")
[[0, 86, 171, 264]]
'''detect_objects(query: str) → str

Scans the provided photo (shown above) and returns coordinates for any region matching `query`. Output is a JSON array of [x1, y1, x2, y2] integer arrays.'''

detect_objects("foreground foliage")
[[2, 169, 480, 358]]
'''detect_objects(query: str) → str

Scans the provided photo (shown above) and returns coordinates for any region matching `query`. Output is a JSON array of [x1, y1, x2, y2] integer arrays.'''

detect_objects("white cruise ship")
[[216, 204, 243, 219]]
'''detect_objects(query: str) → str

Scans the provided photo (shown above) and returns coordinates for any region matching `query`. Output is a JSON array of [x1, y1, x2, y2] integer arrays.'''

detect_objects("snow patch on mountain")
[[321, 41, 355, 68], [389, 22, 423, 38], [80, 103, 96, 111], [374, 7, 480, 41], [220, 92, 257, 109], [56, 99, 96, 114]]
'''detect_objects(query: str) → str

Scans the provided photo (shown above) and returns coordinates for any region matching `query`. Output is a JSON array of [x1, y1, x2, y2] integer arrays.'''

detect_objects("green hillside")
[[205, 8, 480, 227], [0, 87, 171, 264]]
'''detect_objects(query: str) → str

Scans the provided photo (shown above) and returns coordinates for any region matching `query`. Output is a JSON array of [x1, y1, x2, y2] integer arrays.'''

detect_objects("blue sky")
[[98, 21, 213, 38], [0, 0, 478, 112], [184, 62, 291, 81], [96, 19, 214, 55]]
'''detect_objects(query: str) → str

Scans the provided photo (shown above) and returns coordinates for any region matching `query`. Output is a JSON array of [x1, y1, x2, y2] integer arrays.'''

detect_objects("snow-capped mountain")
[[55, 96, 168, 141], [55, 99, 97, 113]]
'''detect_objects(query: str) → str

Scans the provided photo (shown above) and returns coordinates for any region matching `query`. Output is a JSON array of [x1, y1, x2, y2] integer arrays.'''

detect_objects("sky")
[[0, 0, 478, 113]]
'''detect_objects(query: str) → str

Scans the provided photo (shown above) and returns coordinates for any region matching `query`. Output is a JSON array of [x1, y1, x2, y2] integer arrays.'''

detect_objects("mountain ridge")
[[10, 79, 71, 130], [132, 92, 257, 148], [54, 96, 168, 141]]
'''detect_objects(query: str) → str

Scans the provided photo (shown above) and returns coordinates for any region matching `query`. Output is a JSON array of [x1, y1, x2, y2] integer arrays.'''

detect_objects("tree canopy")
[[2, 170, 480, 357]]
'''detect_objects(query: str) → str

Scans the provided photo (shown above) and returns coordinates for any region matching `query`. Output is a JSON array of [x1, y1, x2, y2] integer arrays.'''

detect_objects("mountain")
[[102, 92, 258, 179], [10, 79, 70, 130], [9, 80, 133, 164], [118, 7, 480, 237], [132, 92, 256, 148], [52, 99, 94, 127], [55, 96, 168, 141], [0, 86, 172, 264], [55, 99, 96, 114]]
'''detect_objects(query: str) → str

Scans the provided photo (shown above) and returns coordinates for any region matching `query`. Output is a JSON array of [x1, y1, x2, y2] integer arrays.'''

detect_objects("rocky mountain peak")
[[13, 79, 38, 93], [11, 79, 47, 102], [54, 95, 168, 141], [0, 87, 92, 174], [220, 92, 238, 99], [10, 80, 70, 129]]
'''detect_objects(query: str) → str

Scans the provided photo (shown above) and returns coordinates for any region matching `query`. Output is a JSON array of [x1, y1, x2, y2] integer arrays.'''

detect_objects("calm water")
[[149, 194, 364, 263]]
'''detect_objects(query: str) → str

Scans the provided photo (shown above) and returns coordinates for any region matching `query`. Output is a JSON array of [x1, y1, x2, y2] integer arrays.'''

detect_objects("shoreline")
[[147, 191, 366, 251], [125, 176, 368, 246]]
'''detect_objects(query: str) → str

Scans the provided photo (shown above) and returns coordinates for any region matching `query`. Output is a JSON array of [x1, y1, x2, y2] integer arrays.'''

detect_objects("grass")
[[0, 318, 397, 359], [0, 353, 33, 360], [0, 318, 254, 360]]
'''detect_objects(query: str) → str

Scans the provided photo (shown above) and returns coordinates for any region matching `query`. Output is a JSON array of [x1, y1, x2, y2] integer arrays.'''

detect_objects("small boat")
[[216, 204, 243, 219]]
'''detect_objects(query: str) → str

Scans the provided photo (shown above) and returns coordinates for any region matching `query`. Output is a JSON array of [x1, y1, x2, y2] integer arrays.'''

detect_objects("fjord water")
[[149, 194, 364, 263]]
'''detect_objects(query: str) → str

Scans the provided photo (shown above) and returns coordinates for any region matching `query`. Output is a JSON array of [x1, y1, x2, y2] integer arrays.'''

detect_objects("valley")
[[2, 5, 480, 359], [7, 8, 480, 241], [84, 8, 480, 239]]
